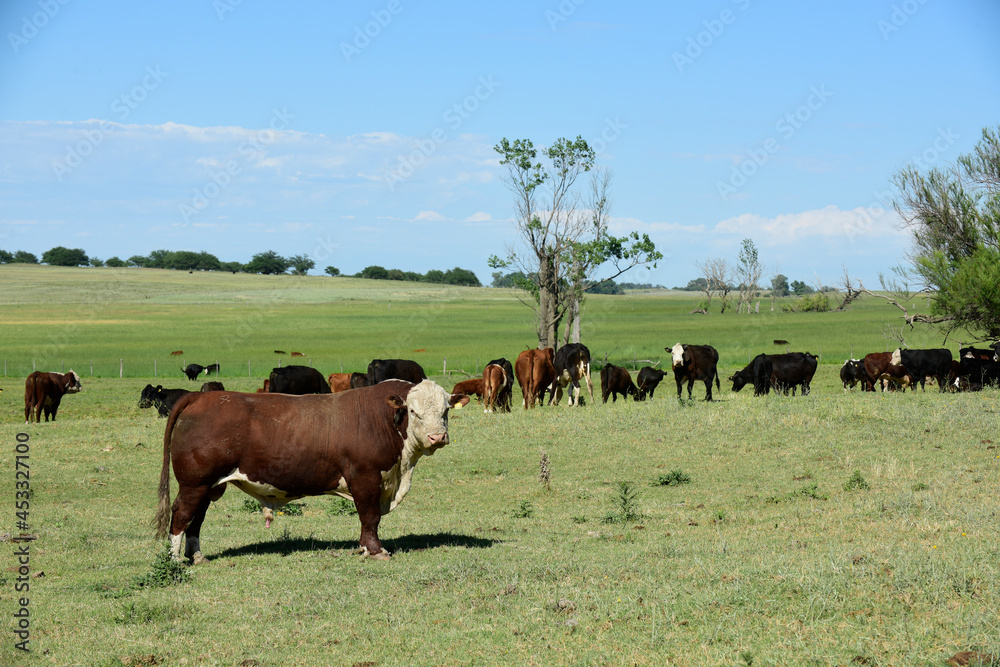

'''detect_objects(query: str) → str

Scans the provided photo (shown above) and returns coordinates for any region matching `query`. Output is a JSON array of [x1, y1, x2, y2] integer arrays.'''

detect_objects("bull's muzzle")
[[425, 433, 449, 448]]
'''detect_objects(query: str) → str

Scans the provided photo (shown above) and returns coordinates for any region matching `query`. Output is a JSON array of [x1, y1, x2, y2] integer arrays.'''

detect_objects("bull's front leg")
[[351, 475, 390, 560]]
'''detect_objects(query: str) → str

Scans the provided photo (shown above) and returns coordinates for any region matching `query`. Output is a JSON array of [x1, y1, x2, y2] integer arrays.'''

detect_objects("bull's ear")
[[385, 396, 405, 410], [450, 394, 470, 408]]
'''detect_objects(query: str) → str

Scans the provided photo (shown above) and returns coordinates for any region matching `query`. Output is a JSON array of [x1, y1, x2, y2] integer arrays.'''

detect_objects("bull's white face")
[[403, 380, 470, 454], [65, 370, 82, 393], [890, 349, 902, 366], [671, 344, 685, 367]]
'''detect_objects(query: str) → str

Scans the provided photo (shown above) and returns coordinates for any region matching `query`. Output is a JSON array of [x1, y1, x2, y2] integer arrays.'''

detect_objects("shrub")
[[602, 481, 644, 524], [654, 469, 691, 486], [844, 470, 871, 491]]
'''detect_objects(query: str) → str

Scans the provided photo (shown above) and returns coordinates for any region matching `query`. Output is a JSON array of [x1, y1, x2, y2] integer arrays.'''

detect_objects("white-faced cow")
[[155, 380, 470, 562], [24, 370, 82, 423], [669, 343, 720, 401], [549, 343, 594, 407], [840, 359, 866, 391]]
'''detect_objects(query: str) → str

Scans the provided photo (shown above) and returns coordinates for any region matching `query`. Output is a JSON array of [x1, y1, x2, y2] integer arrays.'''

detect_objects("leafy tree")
[[90, 257, 105, 267], [443, 267, 481, 287], [325, 266, 341, 277], [245, 251, 289, 275], [0, 250, 13, 263], [12, 251, 38, 264], [890, 125, 1000, 337], [128, 254, 149, 267], [357, 265, 389, 280], [105, 256, 127, 268], [791, 280, 814, 296], [424, 269, 446, 283], [221, 261, 242, 274], [288, 254, 315, 276], [735, 238, 763, 314], [770, 274, 790, 297], [585, 280, 623, 295], [682, 277, 708, 292], [42, 246, 89, 266]]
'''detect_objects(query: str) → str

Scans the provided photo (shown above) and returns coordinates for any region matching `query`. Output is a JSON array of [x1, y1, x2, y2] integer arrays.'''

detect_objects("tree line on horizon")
[[0, 246, 482, 285]]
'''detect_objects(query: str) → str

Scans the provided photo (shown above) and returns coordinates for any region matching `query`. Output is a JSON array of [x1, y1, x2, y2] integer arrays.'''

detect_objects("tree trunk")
[[537, 251, 559, 349]]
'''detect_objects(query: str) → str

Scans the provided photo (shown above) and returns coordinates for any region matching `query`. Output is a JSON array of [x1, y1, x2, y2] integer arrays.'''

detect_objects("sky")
[[1, 0, 998, 288]]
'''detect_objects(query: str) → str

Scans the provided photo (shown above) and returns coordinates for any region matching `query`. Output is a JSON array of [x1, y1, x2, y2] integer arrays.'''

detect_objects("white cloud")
[[714, 205, 906, 244], [464, 212, 493, 222], [415, 210, 447, 221]]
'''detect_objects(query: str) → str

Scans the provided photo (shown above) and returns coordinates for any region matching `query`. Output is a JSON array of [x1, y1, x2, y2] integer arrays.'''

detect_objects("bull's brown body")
[[24, 371, 81, 422], [515, 348, 555, 409]]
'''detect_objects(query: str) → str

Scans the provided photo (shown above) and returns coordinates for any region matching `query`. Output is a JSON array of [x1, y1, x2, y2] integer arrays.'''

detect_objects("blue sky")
[[1, 0, 998, 287]]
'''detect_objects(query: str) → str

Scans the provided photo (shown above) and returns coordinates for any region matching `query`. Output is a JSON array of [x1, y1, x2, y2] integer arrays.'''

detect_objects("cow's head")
[[670, 343, 685, 367], [890, 348, 902, 366], [729, 371, 750, 393], [386, 380, 470, 455], [64, 370, 82, 393], [137, 384, 163, 409]]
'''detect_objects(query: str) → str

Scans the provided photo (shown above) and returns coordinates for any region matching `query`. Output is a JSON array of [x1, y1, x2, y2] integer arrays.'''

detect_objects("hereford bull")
[[669, 343, 720, 401], [24, 370, 82, 423], [863, 352, 894, 391], [155, 380, 470, 562]]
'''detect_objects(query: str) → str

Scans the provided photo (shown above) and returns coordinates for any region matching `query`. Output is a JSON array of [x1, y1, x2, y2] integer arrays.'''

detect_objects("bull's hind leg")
[[169, 485, 213, 563]]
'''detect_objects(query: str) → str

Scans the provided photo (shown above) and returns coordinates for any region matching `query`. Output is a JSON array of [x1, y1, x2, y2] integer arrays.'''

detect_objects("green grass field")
[[1, 266, 998, 666]]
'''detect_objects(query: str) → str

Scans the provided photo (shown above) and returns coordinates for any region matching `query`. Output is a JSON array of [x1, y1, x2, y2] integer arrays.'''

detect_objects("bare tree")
[[695, 257, 735, 314], [735, 238, 764, 314], [834, 267, 864, 311]]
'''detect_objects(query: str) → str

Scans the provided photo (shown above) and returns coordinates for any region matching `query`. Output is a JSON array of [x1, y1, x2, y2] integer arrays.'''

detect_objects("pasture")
[[1, 266, 998, 666]]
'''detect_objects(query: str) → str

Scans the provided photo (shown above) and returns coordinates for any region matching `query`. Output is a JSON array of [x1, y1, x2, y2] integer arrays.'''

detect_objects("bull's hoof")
[[354, 546, 392, 559], [191, 552, 209, 565]]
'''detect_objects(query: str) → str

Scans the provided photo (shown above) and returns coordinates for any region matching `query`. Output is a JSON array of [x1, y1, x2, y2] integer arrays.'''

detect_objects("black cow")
[[138, 385, 191, 418], [730, 353, 773, 396], [839, 359, 866, 391], [549, 343, 594, 406], [203, 363, 220, 375], [668, 343, 720, 401], [953, 356, 1000, 390], [636, 367, 666, 401], [992, 342, 1000, 361], [892, 348, 953, 392], [268, 365, 332, 395], [182, 364, 205, 381], [600, 364, 639, 403], [200, 382, 225, 392], [367, 359, 427, 385], [349, 372, 370, 389], [485, 357, 514, 412], [769, 352, 818, 395]]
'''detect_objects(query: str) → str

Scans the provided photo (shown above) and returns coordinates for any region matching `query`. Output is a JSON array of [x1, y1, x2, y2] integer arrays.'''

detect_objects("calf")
[[203, 363, 220, 375], [138, 385, 191, 418], [327, 373, 352, 393], [669, 343, 720, 401], [730, 354, 774, 396], [200, 382, 225, 392], [452, 377, 484, 401], [840, 359, 866, 391], [636, 367, 666, 401], [350, 372, 370, 389], [24, 371, 82, 423], [485, 357, 514, 412], [154, 380, 470, 562], [877, 365, 914, 392], [600, 364, 639, 403]]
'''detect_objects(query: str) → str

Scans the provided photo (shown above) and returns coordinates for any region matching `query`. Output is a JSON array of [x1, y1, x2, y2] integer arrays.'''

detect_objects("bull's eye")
[[410, 409, 421, 420]]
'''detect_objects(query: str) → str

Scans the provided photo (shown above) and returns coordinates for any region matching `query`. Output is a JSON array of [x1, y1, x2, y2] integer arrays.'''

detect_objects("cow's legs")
[[703, 379, 713, 401], [169, 485, 212, 563], [351, 475, 388, 559]]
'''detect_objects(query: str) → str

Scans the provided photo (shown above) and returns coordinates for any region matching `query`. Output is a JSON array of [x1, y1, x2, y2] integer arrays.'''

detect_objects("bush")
[[654, 470, 691, 486]]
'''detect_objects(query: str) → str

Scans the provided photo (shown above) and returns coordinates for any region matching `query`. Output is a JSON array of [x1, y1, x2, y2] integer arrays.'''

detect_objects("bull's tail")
[[714, 368, 721, 391], [154, 393, 192, 538], [24, 374, 35, 423]]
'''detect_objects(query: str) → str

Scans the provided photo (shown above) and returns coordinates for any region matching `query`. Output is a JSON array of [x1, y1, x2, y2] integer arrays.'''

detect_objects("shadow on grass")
[[212, 531, 498, 560]]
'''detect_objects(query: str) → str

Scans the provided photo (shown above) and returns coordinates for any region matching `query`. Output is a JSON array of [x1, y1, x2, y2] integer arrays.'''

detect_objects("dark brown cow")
[[600, 364, 639, 403], [863, 352, 893, 391], [350, 372, 370, 389], [200, 382, 225, 392], [155, 380, 470, 562], [327, 373, 352, 394], [24, 371, 82, 423], [668, 343, 720, 401], [255, 379, 270, 393], [482, 363, 511, 413], [515, 348, 556, 409], [291, 352, 305, 357], [636, 367, 666, 400], [877, 364, 914, 392], [452, 377, 484, 400]]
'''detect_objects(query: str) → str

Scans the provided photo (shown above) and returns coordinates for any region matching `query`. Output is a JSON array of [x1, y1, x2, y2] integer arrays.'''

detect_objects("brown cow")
[[668, 343, 720, 401], [255, 379, 270, 393], [24, 370, 82, 423], [600, 364, 639, 403], [291, 352, 305, 357], [482, 363, 511, 413], [155, 380, 470, 562], [170, 350, 184, 356], [327, 373, 352, 393], [515, 348, 556, 409], [877, 364, 914, 392], [863, 352, 894, 391], [452, 377, 484, 400]]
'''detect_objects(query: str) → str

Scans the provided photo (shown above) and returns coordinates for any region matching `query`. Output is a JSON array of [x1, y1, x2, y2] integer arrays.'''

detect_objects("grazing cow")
[[367, 359, 427, 386], [953, 356, 1000, 390], [636, 367, 666, 401], [170, 350, 184, 356], [863, 352, 894, 392], [877, 364, 915, 392], [891, 348, 953, 392], [200, 382, 225, 392], [274, 350, 287, 355], [350, 372, 370, 389], [485, 358, 514, 412], [482, 363, 512, 413], [203, 363, 220, 375], [515, 348, 556, 409], [452, 377, 484, 400], [600, 364, 639, 403], [24, 371, 82, 423], [256, 379, 270, 393], [138, 385, 191, 418], [268, 365, 331, 395], [549, 343, 594, 407], [768, 352, 819, 396], [840, 359, 866, 391], [730, 354, 774, 396], [327, 373, 352, 394], [291, 352, 305, 357], [668, 343, 720, 401], [182, 364, 207, 381], [992, 341, 1000, 361], [154, 380, 470, 562], [960, 347, 995, 361]]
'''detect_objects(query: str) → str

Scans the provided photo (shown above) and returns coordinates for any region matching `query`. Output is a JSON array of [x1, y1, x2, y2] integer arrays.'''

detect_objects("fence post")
[[154, 359, 157, 378], [443, 357, 447, 377], [120, 359, 123, 379], [248, 360, 251, 378]]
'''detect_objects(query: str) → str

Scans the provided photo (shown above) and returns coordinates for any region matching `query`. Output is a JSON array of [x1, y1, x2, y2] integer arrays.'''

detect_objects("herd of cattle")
[[17, 340, 1000, 562]]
